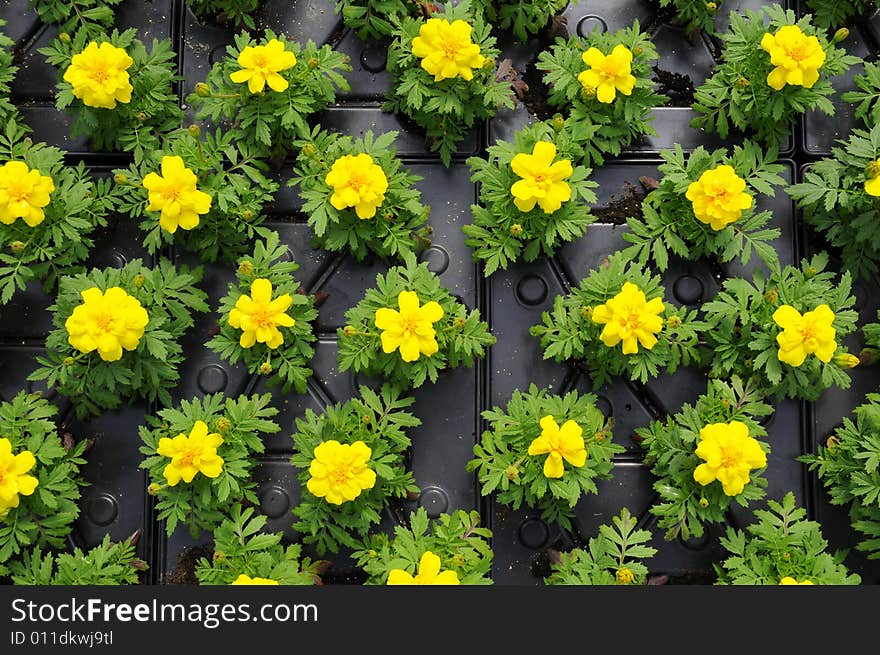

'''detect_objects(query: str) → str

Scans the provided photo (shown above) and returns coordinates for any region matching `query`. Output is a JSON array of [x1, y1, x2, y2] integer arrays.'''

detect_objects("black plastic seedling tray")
[[2, 0, 880, 587]]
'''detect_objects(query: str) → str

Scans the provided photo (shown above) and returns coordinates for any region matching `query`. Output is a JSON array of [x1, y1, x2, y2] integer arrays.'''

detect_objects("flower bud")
[[834, 353, 860, 369], [593, 431, 606, 443], [582, 84, 596, 98], [10, 240, 24, 253], [699, 497, 709, 509], [453, 317, 466, 329], [59, 32, 70, 43], [133, 273, 145, 288], [483, 57, 495, 68], [213, 551, 226, 562], [551, 115, 565, 132], [453, 554, 466, 567], [113, 173, 128, 184], [361, 414, 372, 424], [136, 111, 147, 122], [259, 362, 273, 375], [666, 315, 682, 329], [195, 82, 210, 97], [188, 124, 201, 138], [214, 417, 230, 432], [580, 306, 593, 320], [764, 288, 779, 305], [504, 465, 519, 481], [634, 47, 643, 55], [616, 567, 634, 584], [833, 28, 849, 44], [343, 325, 357, 337], [805, 266, 817, 278], [63, 356, 75, 366], [865, 160, 880, 180], [147, 483, 162, 496], [825, 435, 840, 451], [735, 76, 750, 88], [510, 223, 523, 237], [705, 1, 717, 11], [242, 210, 254, 220], [238, 260, 254, 276], [308, 57, 319, 69], [302, 143, 316, 157]]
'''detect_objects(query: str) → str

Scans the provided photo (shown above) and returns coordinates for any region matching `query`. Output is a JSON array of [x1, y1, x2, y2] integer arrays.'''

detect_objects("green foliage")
[[0, 21, 21, 124], [291, 385, 419, 555], [292, 128, 431, 261], [545, 508, 657, 585], [473, 0, 569, 42], [804, 0, 879, 30], [206, 233, 318, 393], [530, 251, 705, 387], [353, 507, 493, 585], [842, 60, 880, 125], [638, 378, 772, 541], [333, 0, 420, 40], [188, 0, 262, 30], [195, 504, 323, 585], [30, 259, 209, 418], [9, 533, 145, 585], [384, 1, 515, 167], [623, 141, 784, 272], [659, 0, 722, 35], [41, 29, 182, 164], [691, 4, 859, 144], [537, 21, 667, 167], [464, 119, 598, 275], [114, 126, 278, 263], [0, 120, 119, 304], [702, 253, 859, 400], [31, 0, 122, 40], [0, 391, 87, 573], [467, 384, 622, 530], [139, 393, 279, 538], [190, 30, 351, 159], [715, 492, 860, 584], [800, 392, 880, 559], [337, 251, 495, 389], [787, 123, 880, 280]]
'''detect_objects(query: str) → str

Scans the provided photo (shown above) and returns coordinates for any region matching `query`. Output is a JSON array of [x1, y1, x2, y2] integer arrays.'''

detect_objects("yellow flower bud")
[[666, 315, 682, 329], [765, 288, 779, 305], [616, 567, 635, 584], [706, 1, 717, 11], [343, 325, 357, 337], [805, 266, 817, 277], [504, 466, 519, 481], [593, 431, 606, 443], [136, 111, 147, 121], [133, 273, 145, 288], [242, 210, 254, 220], [259, 362, 273, 375], [699, 497, 709, 509], [736, 76, 750, 88], [510, 223, 523, 237], [308, 57, 319, 69], [582, 84, 597, 98], [453, 317, 466, 329], [834, 353, 860, 369], [213, 551, 226, 562], [580, 306, 593, 320], [361, 415, 372, 424], [238, 260, 254, 276], [113, 173, 128, 184], [63, 356, 75, 366], [866, 161, 880, 180], [302, 143, 316, 157], [10, 240, 24, 253], [214, 417, 230, 432], [188, 124, 201, 138], [195, 82, 210, 97], [59, 32, 70, 43], [147, 483, 162, 495], [552, 115, 565, 131], [833, 28, 849, 44]]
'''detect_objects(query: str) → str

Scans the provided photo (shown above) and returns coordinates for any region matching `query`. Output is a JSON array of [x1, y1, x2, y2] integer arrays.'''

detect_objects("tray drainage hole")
[[577, 16, 608, 38], [418, 486, 449, 518], [518, 518, 550, 549], [516, 275, 548, 306], [197, 364, 228, 394], [419, 245, 450, 275], [259, 486, 290, 519], [88, 493, 119, 526], [111, 252, 128, 268], [360, 43, 387, 73], [678, 531, 710, 551], [673, 275, 704, 306]]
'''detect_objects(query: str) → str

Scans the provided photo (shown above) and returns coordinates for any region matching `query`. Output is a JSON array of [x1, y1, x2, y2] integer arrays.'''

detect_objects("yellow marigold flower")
[[693, 421, 767, 497], [142, 155, 212, 234], [616, 567, 635, 585], [231, 574, 279, 585], [779, 577, 814, 585], [685, 164, 753, 230], [62, 41, 133, 109], [228, 278, 295, 350], [577, 44, 637, 104], [156, 420, 224, 486], [773, 304, 837, 367], [0, 161, 55, 228], [510, 141, 573, 214], [834, 352, 860, 369], [527, 415, 587, 479], [0, 438, 39, 517], [306, 439, 376, 505], [386, 551, 460, 585], [411, 18, 486, 82], [230, 38, 297, 94], [591, 282, 665, 355], [374, 290, 444, 362], [760, 25, 826, 91], [65, 287, 149, 362], [865, 160, 880, 196], [324, 153, 389, 219]]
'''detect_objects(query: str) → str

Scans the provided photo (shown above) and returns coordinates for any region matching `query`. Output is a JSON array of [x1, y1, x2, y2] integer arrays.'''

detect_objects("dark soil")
[[166, 544, 214, 585], [652, 66, 696, 107], [593, 180, 647, 225], [521, 60, 555, 120]]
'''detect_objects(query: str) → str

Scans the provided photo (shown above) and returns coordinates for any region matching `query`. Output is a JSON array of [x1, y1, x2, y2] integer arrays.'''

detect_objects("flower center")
[[623, 311, 643, 331], [0, 467, 7, 485], [329, 465, 352, 485], [440, 37, 462, 59], [90, 65, 110, 83], [253, 54, 269, 71], [347, 171, 367, 192], [599, 60, 622, 79], [720, 447, 739, 469], [6, 182, 28, 202], [94, 313, 114, 333], [163, 185, 182, 202], [787, 44, 807, 62], [178, 449, 197, 468], [253, 310, 275, 328], [801, 323, 817, 345]]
